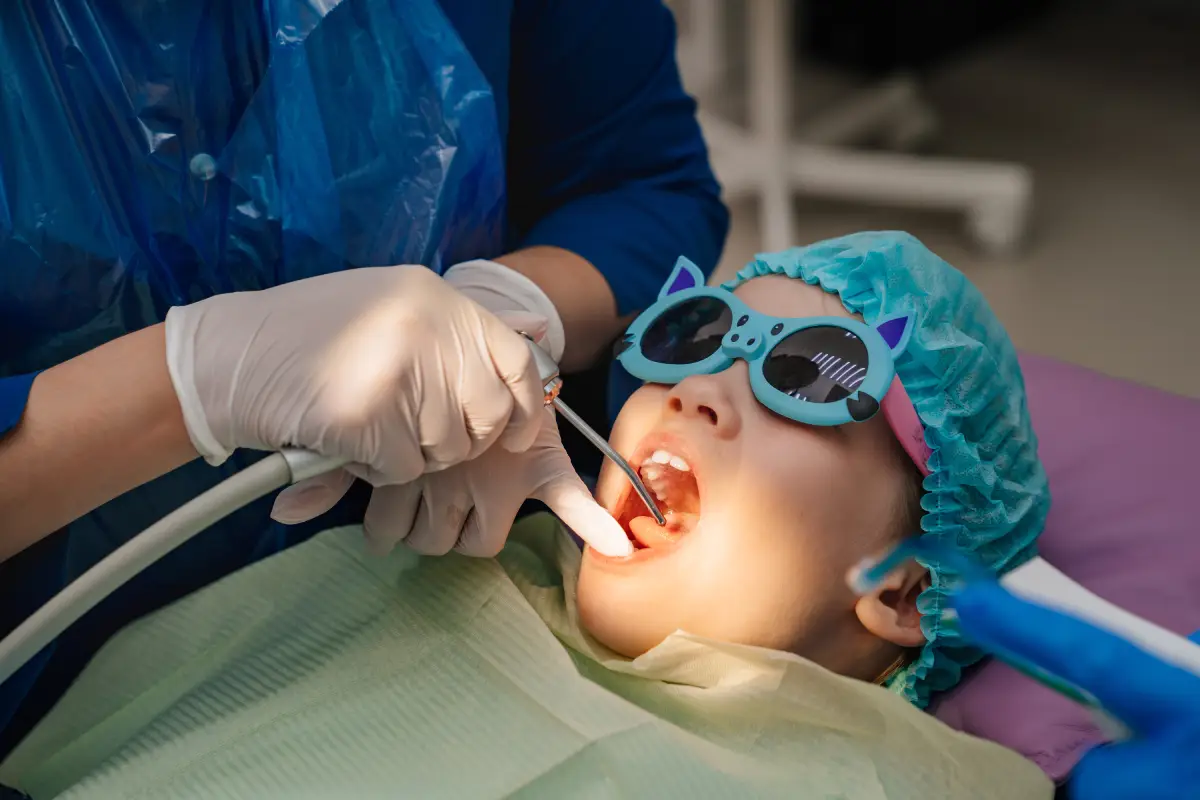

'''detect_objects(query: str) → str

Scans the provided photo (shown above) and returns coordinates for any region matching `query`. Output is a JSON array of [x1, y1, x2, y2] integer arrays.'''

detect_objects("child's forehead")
[[729, 275, 856, 321]]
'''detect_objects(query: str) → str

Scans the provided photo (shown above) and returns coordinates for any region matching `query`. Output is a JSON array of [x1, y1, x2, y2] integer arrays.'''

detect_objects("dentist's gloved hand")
[[360, 402, 630, 558], [443, 259, 567, 363], [165, 264, 544, 488], [953, 582, 1200, 799], [266, 260, 633, 558]]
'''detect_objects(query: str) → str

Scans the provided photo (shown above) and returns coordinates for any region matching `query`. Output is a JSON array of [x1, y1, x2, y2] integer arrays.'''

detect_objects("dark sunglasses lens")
[[640, 297, 733, 365], [764, 326, 870, 403]]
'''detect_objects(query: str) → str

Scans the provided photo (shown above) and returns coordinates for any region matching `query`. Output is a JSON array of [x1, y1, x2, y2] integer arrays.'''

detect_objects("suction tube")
[[0, 449, 343, 686]]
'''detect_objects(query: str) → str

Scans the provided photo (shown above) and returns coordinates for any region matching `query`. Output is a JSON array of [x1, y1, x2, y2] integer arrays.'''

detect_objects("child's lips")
[[588, 503, 700, 567], [590, 503, 699, 569]]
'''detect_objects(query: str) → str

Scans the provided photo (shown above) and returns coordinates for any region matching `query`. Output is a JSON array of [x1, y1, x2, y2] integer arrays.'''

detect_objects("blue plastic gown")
[[0, 0, 506, 753], [0, 0, 504, 374]]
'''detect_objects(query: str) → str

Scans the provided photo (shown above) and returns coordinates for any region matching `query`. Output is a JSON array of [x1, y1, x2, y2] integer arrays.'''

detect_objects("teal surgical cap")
[[722, 231, 1051, 708]]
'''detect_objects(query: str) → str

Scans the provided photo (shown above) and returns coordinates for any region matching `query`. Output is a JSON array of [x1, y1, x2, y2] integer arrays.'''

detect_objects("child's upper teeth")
[[644, 449, 691, 472]]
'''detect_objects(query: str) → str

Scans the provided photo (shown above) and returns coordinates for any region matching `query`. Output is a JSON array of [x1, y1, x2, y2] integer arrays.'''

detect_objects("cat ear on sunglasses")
[[658, 256, 706, 300], [874, 313, 915, 357]]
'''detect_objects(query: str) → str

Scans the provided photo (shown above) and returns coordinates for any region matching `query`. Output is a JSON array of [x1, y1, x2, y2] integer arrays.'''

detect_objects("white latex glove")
[[352, 310, 632, 558], [269, 261, 633, 558], [164, 265, 544, 484], [265, 259, 560, 523], [360, 401, 632, 558], [441, 259, 566, 363]]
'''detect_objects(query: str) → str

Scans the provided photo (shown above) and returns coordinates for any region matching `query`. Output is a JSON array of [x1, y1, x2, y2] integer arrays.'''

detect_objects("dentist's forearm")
[[496, 246, 631, 373], [0, 324, 198, 561]]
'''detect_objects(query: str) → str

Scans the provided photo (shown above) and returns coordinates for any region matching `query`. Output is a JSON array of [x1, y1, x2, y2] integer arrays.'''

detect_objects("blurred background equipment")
[[670, 0, 1200, 398], [801, 0, 1052, 74], [673, 0, 1037, 256]]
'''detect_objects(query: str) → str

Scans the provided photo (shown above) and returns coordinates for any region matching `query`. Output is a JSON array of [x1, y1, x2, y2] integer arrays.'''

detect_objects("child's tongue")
[[628, 510, 699, 549]]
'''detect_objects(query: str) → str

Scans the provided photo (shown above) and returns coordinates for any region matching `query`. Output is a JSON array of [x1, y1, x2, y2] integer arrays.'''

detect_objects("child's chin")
[[577, 601, 663, 660]]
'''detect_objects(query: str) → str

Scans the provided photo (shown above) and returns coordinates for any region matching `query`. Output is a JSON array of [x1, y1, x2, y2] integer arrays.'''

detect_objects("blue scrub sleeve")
[[0, 371, 53, 745], [507, 0, 729, 315], [0, 373, 38, 437]]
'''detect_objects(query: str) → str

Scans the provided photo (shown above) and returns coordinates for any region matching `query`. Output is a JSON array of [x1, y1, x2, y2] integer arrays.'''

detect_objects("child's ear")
[[854, 560, 929, 648]]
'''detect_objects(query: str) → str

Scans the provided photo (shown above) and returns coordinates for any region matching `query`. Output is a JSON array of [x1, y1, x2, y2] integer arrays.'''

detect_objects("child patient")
[[0, 232, 1052, 798], [582, 265, 932, 691], [579, 231, 1049, 708]]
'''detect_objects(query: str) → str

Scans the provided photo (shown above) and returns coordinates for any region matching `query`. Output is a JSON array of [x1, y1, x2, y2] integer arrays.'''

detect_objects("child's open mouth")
[[615, 446, 702, 551]]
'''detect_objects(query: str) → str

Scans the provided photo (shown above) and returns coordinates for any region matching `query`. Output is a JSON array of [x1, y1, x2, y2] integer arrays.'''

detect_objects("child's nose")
[[665, 372, 742, 438]]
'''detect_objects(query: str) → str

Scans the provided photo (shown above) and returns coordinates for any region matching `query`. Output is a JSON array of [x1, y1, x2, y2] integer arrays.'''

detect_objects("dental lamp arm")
[[0, 324, 199, 563]]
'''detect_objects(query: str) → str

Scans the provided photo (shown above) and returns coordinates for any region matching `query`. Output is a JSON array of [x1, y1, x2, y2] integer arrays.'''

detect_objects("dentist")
[[0, 0, 727, 758]]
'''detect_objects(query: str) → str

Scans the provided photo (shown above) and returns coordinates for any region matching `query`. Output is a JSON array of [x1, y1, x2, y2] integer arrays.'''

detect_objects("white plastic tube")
[[1002, 557, 1200, 677], [0, 449, 343, 686]]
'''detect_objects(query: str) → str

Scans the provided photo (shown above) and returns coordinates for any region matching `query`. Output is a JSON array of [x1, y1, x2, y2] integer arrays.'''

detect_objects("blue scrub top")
[[0, 0, 726, 757]]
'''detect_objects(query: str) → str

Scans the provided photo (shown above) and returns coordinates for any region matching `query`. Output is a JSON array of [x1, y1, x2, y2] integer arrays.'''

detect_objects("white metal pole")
[[747, 0, 795, 251]]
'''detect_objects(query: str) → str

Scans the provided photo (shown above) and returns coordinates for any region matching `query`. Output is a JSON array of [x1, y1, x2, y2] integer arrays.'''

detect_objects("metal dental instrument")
[[523, 336, 667, 527]]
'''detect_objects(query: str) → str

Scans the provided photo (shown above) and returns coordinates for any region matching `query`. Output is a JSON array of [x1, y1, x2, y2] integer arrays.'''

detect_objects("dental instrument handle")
[[521, 334, 666, 527]]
